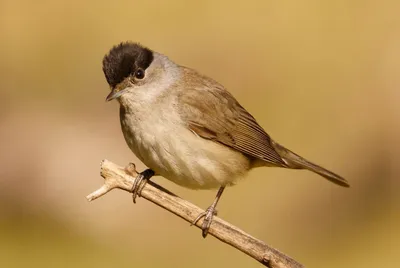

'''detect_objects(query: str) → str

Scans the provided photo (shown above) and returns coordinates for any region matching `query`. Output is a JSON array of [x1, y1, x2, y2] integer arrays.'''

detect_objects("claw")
[[129, 168, 155, 203], [191, 212, 205, 226], [131, 173, 144, 203], [191, 206, 218, 238], [190, 186, 225, 238]]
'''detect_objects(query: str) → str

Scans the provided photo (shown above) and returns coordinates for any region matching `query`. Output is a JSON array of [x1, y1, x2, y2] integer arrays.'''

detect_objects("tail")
[[272, 141, 350, 187]]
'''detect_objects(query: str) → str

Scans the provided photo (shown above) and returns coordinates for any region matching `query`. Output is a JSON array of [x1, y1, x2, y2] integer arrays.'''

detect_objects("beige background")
[[1, 1, 398, 267]]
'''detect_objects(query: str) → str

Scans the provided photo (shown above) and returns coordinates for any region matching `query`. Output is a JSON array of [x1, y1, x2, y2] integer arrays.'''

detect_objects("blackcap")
[[102, 42, 349, 237]]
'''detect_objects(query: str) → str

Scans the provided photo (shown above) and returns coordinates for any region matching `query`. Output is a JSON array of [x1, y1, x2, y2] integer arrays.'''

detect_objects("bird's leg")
[[124, 164, 155, 203], [192, 186, 225, 238]]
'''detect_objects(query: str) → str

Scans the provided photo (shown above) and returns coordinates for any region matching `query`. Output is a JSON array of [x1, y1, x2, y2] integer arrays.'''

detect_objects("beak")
[[106, 86, 126, 102]]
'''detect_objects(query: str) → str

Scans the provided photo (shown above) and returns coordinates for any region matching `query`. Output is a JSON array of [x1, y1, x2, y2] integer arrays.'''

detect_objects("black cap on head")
[[102, 42, 154, 88]]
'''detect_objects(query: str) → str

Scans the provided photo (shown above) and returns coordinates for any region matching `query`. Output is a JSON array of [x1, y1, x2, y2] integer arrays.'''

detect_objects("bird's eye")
[[134, 69, 145, 79]]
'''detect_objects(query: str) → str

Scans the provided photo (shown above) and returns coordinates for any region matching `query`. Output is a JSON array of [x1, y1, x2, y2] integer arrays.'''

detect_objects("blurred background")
[[1, 0, 398, 267]]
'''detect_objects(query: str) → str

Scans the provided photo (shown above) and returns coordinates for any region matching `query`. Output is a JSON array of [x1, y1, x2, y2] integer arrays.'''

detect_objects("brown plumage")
[[103, 42, 349, 237], [176, 67, 349, 187]]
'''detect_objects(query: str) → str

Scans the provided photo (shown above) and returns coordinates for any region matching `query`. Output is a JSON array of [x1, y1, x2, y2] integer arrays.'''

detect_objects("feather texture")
[[176, 67, 287, 167]]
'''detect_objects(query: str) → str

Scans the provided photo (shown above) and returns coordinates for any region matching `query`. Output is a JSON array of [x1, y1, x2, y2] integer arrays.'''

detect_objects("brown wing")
[[176, 68, 287, 167]]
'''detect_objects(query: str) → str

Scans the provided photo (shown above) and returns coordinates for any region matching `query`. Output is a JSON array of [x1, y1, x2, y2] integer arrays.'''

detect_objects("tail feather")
[[272, 141, 350, 187]]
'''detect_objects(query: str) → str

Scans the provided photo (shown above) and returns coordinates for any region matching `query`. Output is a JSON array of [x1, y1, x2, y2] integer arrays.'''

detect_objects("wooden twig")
[[87, 159, 304, 268]]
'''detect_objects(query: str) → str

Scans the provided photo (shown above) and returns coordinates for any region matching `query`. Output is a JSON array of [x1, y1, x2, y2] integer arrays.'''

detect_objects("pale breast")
[[119, 104, 251, 189]]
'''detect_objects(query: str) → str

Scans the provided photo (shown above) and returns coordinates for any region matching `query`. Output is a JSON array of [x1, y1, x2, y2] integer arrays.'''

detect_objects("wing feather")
[[177, 67, 286, 167]]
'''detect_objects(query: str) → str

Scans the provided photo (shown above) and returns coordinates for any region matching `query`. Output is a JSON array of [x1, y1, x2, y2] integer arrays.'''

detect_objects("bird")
[[102, 42, 349, 237]]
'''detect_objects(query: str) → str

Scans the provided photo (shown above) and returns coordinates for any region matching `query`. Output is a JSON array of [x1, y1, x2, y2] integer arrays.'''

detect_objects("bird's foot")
[[191, 206, 218, 238], [124, 164, 154, 203]]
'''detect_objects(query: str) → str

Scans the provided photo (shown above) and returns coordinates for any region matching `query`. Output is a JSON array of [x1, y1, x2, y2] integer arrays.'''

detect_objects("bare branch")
[[87, 159, 304, 268]]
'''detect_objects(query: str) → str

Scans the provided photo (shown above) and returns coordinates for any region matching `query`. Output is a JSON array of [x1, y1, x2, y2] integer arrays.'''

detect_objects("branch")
[[87, 159, 304, 268]]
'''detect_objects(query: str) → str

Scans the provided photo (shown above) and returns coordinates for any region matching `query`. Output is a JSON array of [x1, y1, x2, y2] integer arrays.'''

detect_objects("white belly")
[[120, 107, 251, 189]]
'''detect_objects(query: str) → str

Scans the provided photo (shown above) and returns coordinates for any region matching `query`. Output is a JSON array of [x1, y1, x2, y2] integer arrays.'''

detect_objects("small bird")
[[102, 42, 349, 237]]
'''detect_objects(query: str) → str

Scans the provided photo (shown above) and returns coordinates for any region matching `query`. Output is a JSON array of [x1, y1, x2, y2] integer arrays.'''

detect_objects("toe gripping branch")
[[125, 164, 155, 203], [86, 160, 304, 268]]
